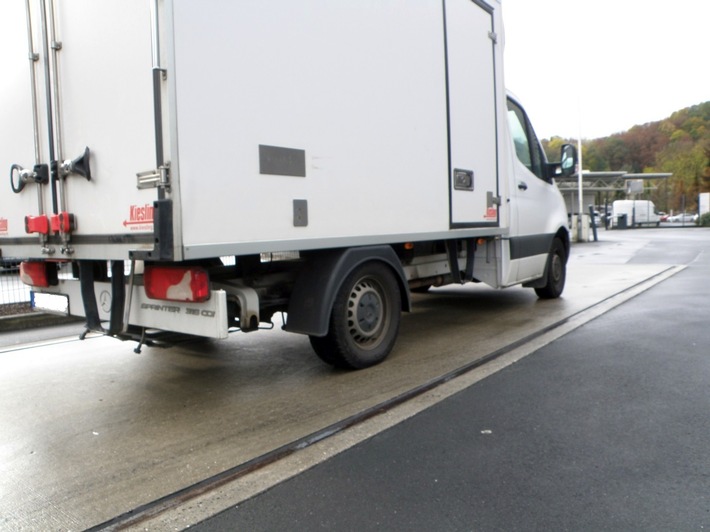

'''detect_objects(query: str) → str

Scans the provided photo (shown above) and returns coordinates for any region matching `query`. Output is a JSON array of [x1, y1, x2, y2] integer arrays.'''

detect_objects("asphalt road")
[[194, 229, 710, 531], [0, 227, 707, 530]]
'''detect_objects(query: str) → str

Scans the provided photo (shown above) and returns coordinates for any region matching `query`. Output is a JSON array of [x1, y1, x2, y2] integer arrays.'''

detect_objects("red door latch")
[[25, 215, 50, 235], [51, 212, 76, 234]]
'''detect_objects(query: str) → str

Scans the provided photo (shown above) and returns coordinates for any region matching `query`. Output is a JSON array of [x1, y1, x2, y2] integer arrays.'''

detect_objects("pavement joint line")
[[129, 263, 686, 531]]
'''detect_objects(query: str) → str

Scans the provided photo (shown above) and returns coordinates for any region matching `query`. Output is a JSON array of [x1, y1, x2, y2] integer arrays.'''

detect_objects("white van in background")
[[611, 200, 661, 228]]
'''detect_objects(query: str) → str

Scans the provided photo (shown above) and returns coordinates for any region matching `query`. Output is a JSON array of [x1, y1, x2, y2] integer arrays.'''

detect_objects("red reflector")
[[20, 261, 52, 287], [144, 266, 210, 302]]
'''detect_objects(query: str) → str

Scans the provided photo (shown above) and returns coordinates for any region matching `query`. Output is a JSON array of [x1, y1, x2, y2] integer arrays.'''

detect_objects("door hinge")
[[137, 162, 170, 190], [488, 31, 498, 44], [487, 191, 502, 207]]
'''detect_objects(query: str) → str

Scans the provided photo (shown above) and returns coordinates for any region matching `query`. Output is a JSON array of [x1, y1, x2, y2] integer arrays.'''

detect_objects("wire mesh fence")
[[0, 259, 31, 316]]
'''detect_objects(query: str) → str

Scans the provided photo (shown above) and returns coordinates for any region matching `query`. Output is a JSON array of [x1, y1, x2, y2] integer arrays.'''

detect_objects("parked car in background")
[[667, 213, 698, 223]]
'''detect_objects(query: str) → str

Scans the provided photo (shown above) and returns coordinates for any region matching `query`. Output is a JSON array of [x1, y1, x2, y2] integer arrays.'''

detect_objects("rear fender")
[[284, 246, 410, 337], [523, 228, 569, 288]]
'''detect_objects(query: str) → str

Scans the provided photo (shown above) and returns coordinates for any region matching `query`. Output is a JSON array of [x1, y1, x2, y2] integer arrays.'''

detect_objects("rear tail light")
[[20, 261, 58, 288], [144, 265, 210, 302]]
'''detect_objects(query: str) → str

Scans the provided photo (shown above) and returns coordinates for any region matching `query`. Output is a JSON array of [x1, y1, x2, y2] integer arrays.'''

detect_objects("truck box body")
[[1, 0, 506, 260], [1, 0, 573, 368], [699, 193, 710, 217]]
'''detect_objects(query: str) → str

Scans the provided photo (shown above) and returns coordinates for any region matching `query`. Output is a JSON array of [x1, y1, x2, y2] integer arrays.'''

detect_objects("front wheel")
[[309, 262, 401, 369], [534, 238, 567, 299]]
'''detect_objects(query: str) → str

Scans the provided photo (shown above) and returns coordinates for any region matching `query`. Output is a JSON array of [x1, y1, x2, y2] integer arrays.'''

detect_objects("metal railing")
[[0, 259, 31, 315]]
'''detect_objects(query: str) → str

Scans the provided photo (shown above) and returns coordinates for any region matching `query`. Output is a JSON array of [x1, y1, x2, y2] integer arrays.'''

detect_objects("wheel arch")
[[523, 227, 569, 289], [556, 226, 570, 264], [284, 246, 411, 337]]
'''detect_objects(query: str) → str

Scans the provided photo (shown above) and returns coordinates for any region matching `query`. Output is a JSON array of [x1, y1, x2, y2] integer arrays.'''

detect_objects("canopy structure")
[[556, 171, 672, 193], [556, 171, 672, 214]]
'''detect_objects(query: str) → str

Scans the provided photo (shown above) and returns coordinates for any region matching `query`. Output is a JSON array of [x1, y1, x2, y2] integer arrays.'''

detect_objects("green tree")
[[583, 141, 608, 171], [541, 136, 572, 163], [655, 141, 707, 212]]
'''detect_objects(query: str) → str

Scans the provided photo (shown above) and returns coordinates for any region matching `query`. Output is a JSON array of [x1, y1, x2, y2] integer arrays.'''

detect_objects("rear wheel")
[[534, 238, 566, 299], [309, 262, 401, 369]]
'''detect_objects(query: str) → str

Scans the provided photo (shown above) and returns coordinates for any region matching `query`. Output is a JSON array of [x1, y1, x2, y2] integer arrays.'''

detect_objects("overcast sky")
[[502, 0, 709, 140]]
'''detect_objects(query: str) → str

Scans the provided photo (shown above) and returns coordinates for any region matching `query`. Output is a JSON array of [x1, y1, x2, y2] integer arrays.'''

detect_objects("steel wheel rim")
[[551, 253, 562, 282], [347, 277, 388, 349]]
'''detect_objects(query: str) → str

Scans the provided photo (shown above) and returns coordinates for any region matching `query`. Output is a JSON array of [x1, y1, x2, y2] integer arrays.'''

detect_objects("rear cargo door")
[[0, 2, 41, 253], [0, 1, 160, 260], [445, 0, 500, 228]]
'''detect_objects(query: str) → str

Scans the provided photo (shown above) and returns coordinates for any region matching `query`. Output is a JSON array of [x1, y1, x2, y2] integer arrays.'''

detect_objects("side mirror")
[[559, 144, 577, 177]]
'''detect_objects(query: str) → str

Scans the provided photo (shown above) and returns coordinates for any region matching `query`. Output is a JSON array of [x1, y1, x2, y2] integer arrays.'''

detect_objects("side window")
[[507, 99, 544, 180]]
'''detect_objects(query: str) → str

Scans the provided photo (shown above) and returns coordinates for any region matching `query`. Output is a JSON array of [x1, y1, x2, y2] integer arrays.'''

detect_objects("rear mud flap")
[[78, 260, 126, 335]]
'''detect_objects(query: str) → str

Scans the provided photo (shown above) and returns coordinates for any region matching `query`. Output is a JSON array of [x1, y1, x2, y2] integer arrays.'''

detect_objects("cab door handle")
[[518, 181, 528, 191]]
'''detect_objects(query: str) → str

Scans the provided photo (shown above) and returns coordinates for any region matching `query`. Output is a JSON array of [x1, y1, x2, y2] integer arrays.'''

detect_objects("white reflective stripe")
[[31, 291, 69, 315]]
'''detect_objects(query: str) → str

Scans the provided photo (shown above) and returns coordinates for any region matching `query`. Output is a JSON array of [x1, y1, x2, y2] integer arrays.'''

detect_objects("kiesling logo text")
[[124, 204, 154, 230]]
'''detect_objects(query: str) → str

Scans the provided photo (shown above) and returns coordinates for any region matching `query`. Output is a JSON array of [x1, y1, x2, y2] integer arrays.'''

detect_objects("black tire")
[[534, 238, 566, 299], [309, 262, 401, 369]]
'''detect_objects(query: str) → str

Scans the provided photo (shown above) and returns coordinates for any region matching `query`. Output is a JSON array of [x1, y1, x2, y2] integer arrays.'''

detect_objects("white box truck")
[[699, 193, 710, 217], [611, 200, 661, 228], [0, 0, 576, 369]]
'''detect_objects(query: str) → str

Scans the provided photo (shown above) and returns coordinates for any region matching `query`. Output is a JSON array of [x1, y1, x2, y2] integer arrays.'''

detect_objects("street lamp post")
[[577, 136, 583, 242]]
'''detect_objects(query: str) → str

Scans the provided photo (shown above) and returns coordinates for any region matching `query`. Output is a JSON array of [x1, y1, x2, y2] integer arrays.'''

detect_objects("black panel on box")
[[293, 199, 308, 227], [259, 145, 306, 177]]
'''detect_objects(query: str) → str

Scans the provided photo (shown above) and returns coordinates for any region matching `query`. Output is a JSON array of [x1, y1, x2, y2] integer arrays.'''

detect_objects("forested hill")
[[542, 101, 710, 213]]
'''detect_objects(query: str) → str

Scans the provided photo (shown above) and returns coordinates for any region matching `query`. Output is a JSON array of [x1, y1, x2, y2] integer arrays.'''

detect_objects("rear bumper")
[[34, 279, 229, 339]]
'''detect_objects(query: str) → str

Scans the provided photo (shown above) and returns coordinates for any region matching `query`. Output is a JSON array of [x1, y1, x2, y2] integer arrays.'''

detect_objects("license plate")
[[31, 291, 69, 315]]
